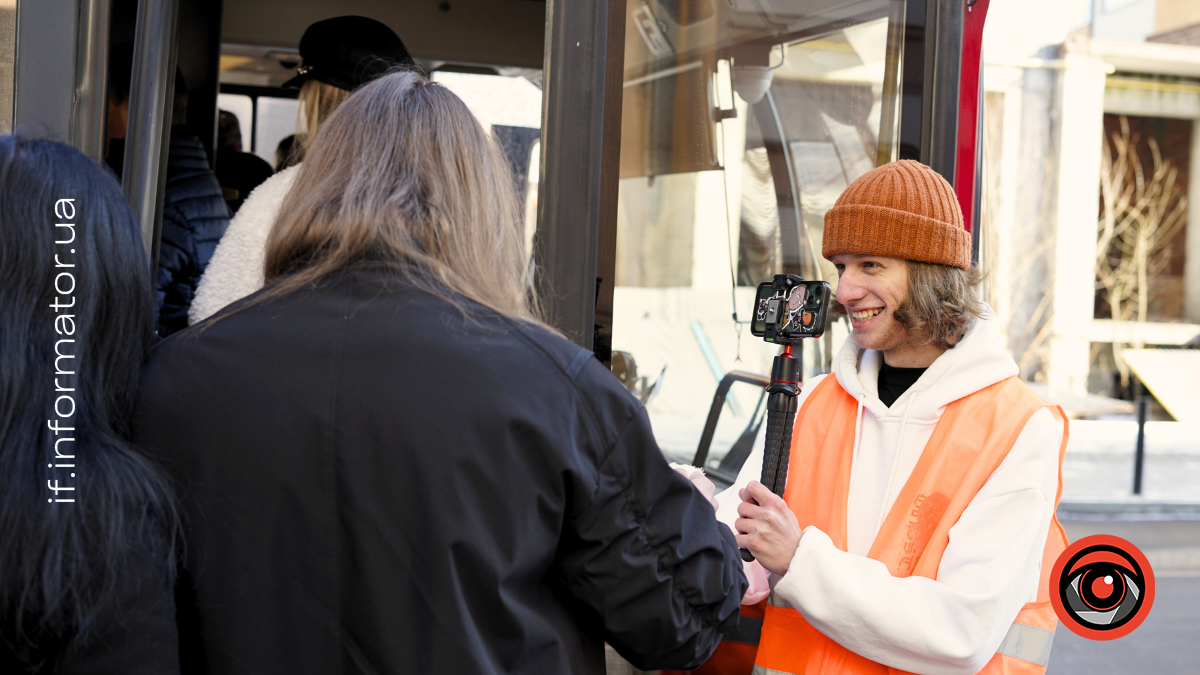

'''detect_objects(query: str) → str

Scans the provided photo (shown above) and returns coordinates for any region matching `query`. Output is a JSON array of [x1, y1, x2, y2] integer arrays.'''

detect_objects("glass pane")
[[525, 140, 540, 259], [254, 96, 300, 167], [430, 71, 542, 130], [217, 93, 253, 151], [612, 0, 905, 467], [430, 71, 543, 258], [0, 0, 14, 134]]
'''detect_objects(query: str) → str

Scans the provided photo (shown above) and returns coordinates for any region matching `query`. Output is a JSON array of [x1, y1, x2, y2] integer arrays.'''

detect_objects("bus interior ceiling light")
[[732, 66, 773, 104]]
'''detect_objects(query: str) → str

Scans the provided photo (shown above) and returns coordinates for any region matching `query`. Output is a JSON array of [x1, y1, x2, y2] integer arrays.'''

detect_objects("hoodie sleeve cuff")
[[771, 525, 829, 602]]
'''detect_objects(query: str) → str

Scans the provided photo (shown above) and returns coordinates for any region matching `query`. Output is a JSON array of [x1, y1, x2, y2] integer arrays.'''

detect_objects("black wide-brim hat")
[[282, 16, 412, 91]]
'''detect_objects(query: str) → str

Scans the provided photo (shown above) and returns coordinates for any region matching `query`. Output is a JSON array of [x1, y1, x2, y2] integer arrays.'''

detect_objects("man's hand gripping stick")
[[740, 347, 800, 562]]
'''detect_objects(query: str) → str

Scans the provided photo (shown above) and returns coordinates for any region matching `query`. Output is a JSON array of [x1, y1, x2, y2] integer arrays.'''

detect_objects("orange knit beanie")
[[822, 160, 971, 270]]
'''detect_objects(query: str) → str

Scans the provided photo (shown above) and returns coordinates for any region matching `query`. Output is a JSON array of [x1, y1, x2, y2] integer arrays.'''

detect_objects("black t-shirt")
[[877, 361, 927, 407]]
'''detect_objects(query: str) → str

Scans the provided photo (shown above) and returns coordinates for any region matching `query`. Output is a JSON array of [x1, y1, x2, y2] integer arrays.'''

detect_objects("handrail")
[[692, 370, 770, 470], [122, 0, 180, 269], [71, 0, 112, 160]]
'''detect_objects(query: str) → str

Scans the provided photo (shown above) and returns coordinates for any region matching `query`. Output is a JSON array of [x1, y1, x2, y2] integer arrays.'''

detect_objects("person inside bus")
[[133, 69, 746, 674], [188, 15, 411, 326], [0, 136, 180, 673], [719, 160, 1067, 675], [214, 110, 274, 215], [274, 134, 300, 172], [106, 42, 230, 338]]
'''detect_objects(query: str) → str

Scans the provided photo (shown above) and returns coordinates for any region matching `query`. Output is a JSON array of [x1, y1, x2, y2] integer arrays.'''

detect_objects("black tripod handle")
[[761, 394, 799, 496], [740, 352, 800, 563]]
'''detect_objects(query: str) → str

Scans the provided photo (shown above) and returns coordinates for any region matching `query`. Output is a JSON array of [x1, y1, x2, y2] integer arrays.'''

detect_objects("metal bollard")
[[1133, 382, 1147, 496]]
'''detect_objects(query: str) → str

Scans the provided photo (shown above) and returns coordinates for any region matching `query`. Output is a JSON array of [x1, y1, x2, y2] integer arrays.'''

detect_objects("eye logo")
[[1050, 534, 1155, 640]]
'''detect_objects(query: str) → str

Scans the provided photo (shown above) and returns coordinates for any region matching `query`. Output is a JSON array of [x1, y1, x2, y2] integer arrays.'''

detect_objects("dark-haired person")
[[274, 134, 300, 172], [214, 110, 274, 215], [718, 161, 1069, 675], [188, 15, 412, 326], [134, 70, 745, 675], [0, 136, 179, 673], [106, 42, 230, 338]]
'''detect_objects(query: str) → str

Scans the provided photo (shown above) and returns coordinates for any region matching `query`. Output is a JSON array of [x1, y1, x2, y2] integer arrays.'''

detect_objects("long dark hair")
[[0, 137, 178, 662]]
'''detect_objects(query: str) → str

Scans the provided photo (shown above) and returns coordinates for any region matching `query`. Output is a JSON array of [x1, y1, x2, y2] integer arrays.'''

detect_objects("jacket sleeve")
[[155, 205, 196, 337], [557, 406, 748, 671], [157, 138, 231, 336], [767, 408, 1062, 675]]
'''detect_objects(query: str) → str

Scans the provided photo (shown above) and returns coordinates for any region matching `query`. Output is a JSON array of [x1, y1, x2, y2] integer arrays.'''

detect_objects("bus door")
[[558, 0, 989, 471]]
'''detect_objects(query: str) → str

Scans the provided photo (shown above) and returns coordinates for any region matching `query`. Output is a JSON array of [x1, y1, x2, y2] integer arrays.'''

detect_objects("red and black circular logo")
[[1050, 534, 1155, 640]]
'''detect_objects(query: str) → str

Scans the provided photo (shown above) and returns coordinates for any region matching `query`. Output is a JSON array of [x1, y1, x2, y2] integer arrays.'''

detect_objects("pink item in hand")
[[742, 560, 770, 605]]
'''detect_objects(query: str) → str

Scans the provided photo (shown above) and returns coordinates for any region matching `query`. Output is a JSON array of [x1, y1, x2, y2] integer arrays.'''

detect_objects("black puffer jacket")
[[134, 265, 747, 675], [156, 128, 229, 337]]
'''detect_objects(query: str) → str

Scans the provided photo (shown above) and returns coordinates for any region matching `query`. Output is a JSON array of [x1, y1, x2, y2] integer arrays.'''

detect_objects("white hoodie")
[[716, 309, 1062, 675], [188, 165, 302, 325]]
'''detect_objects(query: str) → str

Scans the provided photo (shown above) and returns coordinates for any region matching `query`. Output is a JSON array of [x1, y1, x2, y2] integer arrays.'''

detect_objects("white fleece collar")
[[833, 306, 1019, 422]]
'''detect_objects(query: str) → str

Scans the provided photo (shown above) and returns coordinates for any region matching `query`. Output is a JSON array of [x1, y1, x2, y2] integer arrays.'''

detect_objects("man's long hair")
[[0, 137, 178, 662], [262, 69, 546, 327], [893, 261, 986, 349]]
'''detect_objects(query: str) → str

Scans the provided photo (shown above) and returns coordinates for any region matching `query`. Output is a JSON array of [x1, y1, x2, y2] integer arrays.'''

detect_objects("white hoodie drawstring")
[[876, 389, 920, 534], [855, 396, 866, 464], [845, 393, 867, 521]]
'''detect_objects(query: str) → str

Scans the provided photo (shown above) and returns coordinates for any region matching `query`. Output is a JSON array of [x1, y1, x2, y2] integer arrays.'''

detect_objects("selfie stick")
[[740, 345, 801, 563]]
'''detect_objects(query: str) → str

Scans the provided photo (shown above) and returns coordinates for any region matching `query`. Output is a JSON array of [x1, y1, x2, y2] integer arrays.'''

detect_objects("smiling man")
[[716, 160, 1071, 675]]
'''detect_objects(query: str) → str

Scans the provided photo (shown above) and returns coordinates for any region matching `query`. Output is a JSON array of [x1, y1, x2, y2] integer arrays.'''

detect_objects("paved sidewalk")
[[1061, 421, 1200, 502]]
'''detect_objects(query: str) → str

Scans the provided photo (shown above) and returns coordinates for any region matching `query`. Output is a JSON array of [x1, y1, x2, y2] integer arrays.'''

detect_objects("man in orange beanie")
[[716, 160, 1069, 675]]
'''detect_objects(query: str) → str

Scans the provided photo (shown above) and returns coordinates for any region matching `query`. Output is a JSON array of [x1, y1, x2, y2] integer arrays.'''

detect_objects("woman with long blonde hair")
[[187, 15, 408, 325], [134, 70, 745, 674]]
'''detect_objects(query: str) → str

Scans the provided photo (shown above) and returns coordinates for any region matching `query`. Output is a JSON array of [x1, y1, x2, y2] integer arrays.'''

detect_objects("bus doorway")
[[4, 0, 985, 475]]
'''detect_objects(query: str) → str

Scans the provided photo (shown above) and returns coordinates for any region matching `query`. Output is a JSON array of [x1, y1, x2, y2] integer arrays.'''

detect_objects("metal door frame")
[[534, 0, 627, 353]]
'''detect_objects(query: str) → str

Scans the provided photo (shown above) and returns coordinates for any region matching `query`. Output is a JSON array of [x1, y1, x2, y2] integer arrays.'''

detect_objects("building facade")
[[983, 0, 1200, 404]]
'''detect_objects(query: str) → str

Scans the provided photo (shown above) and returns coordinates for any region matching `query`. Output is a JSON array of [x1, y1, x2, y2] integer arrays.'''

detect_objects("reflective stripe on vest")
[[996, 621, 1055, 667], [754, 376, 1070, 675], [726, 612, 764, 645], [761, 595, 1054, 667]]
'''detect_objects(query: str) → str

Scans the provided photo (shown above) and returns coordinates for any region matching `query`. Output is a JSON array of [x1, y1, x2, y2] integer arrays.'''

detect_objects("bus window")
[[525, 139, 540, 258], [430, 70, 543, 256], [254, 96, 300, 168], [430, 71, 542, 130], [612, 1, 906, 466], [0, 0, 14, 134], [217, 93, 253, 151]]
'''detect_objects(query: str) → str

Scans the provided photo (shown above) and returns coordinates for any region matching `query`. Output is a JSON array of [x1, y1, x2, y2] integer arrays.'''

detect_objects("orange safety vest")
[[751, 375, 1069, 675]]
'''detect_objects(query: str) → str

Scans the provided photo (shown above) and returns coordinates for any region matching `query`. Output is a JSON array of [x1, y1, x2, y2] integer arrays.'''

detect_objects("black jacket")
[[133, 266, 746, 675], [156, 129, 230, 338]]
